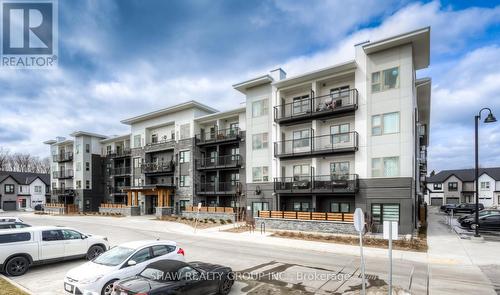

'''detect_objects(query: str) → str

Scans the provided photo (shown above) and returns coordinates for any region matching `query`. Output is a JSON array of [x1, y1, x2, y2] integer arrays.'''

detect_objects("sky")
[[0, 0, 499, 173]]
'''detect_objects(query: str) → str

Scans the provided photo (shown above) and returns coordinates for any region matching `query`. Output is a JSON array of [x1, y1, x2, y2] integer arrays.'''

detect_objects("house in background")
[[0, 171, 50, 211], [426, 167, 500, 207]]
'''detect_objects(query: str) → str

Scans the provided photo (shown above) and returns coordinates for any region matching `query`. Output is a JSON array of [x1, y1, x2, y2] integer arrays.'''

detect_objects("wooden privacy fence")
[[45, 203, 79, 214], [100, 203, 129, 208], [185, 206, 234, 213], [258, 211, 354, 222]]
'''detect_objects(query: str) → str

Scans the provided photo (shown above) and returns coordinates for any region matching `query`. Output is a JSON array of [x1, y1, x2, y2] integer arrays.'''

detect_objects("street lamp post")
[[474, 108, 497, 237]]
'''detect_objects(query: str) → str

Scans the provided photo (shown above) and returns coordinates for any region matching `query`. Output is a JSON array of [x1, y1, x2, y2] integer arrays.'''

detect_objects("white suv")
[[0, 226, 109, 276]]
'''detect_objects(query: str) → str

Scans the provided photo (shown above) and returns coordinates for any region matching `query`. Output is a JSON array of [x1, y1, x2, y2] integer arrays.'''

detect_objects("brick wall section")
[[255, 217, 357, 234]]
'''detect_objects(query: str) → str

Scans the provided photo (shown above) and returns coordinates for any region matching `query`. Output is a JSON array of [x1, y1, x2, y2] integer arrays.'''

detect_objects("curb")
[[0, 274, 33, 295]]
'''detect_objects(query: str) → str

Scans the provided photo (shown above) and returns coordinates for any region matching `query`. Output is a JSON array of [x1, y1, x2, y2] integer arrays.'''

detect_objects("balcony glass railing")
[[53, 152, 73, 162], [141, 161, 175, 173], [196, 181, 241, 194], [274, 131, 358, 157], [196, 127, 240, 144], [196, 154, 242, 169], [110, 167, 131, 175], [52, 169, 74, 179], [52, 187, 75, 195], [274, 174, 358, 193]]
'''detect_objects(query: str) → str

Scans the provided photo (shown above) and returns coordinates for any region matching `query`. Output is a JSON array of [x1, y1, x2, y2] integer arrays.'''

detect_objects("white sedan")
[[63, 240, 185, 295]]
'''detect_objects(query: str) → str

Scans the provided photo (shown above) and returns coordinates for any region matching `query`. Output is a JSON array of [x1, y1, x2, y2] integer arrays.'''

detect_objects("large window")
[[179, 175, 190, 187], [371, 203, 400, 223], [330, 86, 350, 98], [252, 99, 268, 117], [4, 184, 14, 194], [292, 95, 309, 114], [331, 202, 350, 213], [252, 166, 269, 182], [179, 151, 190, 163], [330, 162, 350, 176], [252, 202, 269, 216], [293, 202, 310, 212], [331, 123, 350, 144], [448, 182, 458, 191], [433, 183, 442, 190], [134, 135, 141, 148], [35, 186, 42, 193], [252, 133, 268, 150], [480, 181, 490, 190], [372, 112, 399, 135], [372, 157, 399, 177], [293, 164, 310, 180], [371, 67, 399, 92], [292, 129, 310, 148], [151, 134, 158, 144]]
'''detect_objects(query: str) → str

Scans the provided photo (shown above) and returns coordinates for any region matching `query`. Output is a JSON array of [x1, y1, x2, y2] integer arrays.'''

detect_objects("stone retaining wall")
[[98, 206, 140, 216], [255, 217, 357, 234], [155, 207, 174, 217], [181, 211, 236, 222]]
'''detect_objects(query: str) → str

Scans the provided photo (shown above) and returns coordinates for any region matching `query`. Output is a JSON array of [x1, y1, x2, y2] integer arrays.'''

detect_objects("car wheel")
[[470, 223, 478, 230], [101, 279, 117, 295], [5, 256, 29, 276], [218, 276, 234, 295], [87, 245, 105, 260]]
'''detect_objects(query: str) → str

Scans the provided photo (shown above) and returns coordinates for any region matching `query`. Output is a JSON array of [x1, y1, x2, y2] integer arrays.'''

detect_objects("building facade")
[[44, 28, 431, 234], [426, 168, 500, 207], [0, 172, 50, 211]]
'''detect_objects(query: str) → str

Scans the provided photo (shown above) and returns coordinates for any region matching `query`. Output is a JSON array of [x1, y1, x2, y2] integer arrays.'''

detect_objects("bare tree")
[[0, 147, 50, 174], [0, 147, 9, 171]]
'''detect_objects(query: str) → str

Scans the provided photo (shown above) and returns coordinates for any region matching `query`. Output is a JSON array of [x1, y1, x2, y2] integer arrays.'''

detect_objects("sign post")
[[353, 208, 366, 295], [383, 221, 398, 295], [194, 203, 202, 233]]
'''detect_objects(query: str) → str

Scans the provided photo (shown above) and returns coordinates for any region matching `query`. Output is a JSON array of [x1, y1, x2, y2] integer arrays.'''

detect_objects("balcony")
[[52, 169, 74, 179], [142, 161, 175, 174], [110, 167, 131, 176], [144, 138, 175, 153], [274, 89, 358, 125], [195, 127, 241, 146], [196, 155, 242, 170], [196, 181, 242, 195], [274, 174, 358, 194], [110, 186, 127, 195], [53, 152, 73, 162], [274, 131, 358, 159], [107, 149, 131, 158], [52, 187, 75, 196]]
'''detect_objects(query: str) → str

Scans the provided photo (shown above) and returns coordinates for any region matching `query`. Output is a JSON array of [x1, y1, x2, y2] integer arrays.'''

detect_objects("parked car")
[[446, 203, 484, 214], [0, 226, 109, 276], [34, 204, 44, 211], [112, 259, 234, 295], [0, 217, 23, 223], [440, 204, 457, 212], [0, 222, 31, 229], [64, 240, 185, 295], [460, 214, 500, 231], [457, 209, 500, 222]]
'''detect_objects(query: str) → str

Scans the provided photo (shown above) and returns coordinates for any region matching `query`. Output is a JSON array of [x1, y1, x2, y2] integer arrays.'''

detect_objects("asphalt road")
[[5, 212, 429, 295]]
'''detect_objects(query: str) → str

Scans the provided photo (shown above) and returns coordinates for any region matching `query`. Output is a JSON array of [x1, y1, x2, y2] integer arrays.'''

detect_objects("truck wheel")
[[87, 245, 105, 260], [5, 256, 29, 276]]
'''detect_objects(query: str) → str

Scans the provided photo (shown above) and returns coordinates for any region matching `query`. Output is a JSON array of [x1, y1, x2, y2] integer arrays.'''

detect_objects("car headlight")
[[79, 275, 104, 284]]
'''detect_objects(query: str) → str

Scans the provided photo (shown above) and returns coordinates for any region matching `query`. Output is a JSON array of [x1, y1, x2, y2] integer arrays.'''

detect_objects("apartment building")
[[44, 131, 106, 211], [0, 171, 50, 211], [233, 27, 431, 234], [426, 168, 500, 207]]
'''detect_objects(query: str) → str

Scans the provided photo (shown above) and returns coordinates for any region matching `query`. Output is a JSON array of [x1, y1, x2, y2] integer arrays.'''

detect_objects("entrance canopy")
[[123, 184, 175, 207]]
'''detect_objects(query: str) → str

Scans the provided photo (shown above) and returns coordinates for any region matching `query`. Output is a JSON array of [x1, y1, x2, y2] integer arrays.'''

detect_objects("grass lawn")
[[0, 276, 29, 295]]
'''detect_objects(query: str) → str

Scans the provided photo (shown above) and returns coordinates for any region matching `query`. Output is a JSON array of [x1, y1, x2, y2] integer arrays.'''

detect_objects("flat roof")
[[121, 100, 218, 125], [232, 75, 274, 93], [43, 139, 74, 146], [363, 27, 430, 70], [195, 106, 246, 123], [272, 60, 357, 89], [100, 134, 131, 143], [70, 131, 108, 139]]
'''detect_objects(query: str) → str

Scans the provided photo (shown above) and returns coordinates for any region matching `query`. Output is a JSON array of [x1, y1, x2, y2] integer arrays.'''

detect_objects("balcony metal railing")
[[52, 169, 74, 179], [52, 187, 75, 195], [274, 174, 358, 193], [110, 167, 131, 176], [195, 127, 241, 145], [196, 181, 241, 194], [106, 148, 131, 158], [196, 154, 242, 169], [141, 161, 175, 174], [53, 152, 73, 162], [274, 89, 358, 123], [274, 131, 358, 158], [110, 186, 128, 194]]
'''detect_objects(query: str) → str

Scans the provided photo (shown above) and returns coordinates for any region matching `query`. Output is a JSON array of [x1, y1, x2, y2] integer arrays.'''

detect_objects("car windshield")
[[140, 267, 176, 281], [93, 246, 135, 266]]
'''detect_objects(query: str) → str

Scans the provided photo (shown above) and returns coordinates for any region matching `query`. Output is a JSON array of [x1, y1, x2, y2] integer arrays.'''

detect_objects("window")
[[293, 164, 310, 180], [331, 162, 350, 176], [134, 135, 141, 148], [330, 86, 350, 98], [252, 99, 268, 117], [76, 144, 80, 154], [480, 182, 490, 190], [372, 112, 399, 135], [179, 151, 190, 163], [293, 202, 310, 212], [180, 123, 190, 139], [230, 173, 239, 185], [292, 95, 309, 114], [4, 184, 14, 194], [106, 145, 111, 155], [130, 247, 153, 264], [331, 123, 350, 144], [62, 229, 82, 240], [448, 182, 458, 191], [252, 202, 269, 216], [252, 166, 269, 182], [292, 129, 310, 148], [85, 144, 90, 153], [252, 133, 268, 150], [76, 180, 82, 189], [372, 157, 399, 177], [371, 204, 400, 223], [19, 186, 23, 193], [331, 202, 350, 213], [85, 162, 90, 171], [86, 180, 90, 189], [179, 175, 190, 187], [0, 233, 31, 244], [152, 245, 175, 257], [151, 134, 158, 143], [35, 186, 42, 193], [229, 122, 239, 131], [42, 230, 63, 241], [433, 183, 442, 190], [371, 67, 399, 92]]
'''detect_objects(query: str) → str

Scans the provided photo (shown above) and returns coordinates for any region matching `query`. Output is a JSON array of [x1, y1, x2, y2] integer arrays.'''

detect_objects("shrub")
[[226, 219, 233, 224], [220, 219, 226, 225]]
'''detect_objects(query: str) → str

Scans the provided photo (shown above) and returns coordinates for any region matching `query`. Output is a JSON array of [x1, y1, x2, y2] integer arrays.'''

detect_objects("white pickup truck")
[[0, 226, 109, 276]]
